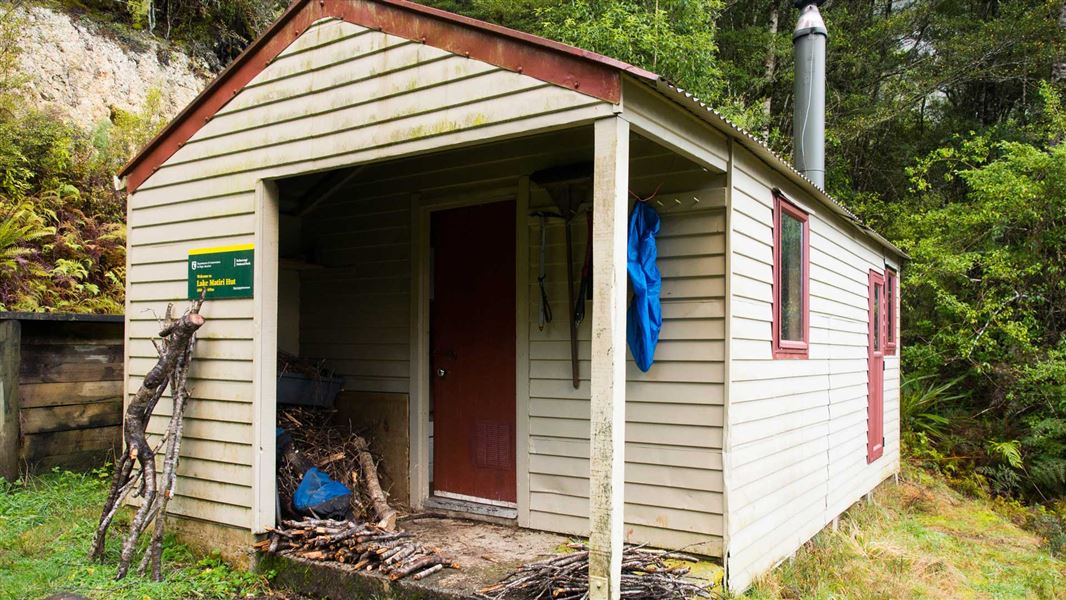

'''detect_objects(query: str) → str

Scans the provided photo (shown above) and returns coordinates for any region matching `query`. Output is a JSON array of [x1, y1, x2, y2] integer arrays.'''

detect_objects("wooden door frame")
[[867, 269, 886, 463], [408, 181, 530, 524], [252, 179, 280, 534]]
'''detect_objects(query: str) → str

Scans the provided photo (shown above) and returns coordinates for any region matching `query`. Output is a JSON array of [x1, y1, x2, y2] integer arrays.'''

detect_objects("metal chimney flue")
[[793, 0, 827, 189]]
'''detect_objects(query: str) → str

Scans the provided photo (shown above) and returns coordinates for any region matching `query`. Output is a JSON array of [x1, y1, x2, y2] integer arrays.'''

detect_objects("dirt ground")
[[398, 516, 574, 594]]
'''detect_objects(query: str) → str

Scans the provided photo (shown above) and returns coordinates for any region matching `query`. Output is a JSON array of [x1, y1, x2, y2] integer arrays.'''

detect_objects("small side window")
[[772, 192, 810, 359], [886, 268, 897, 355]]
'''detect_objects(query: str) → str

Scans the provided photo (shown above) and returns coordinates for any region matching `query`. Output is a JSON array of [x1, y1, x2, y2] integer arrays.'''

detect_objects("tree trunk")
[[763, 1, 780, 136], [1054, 1, 1066, 83]]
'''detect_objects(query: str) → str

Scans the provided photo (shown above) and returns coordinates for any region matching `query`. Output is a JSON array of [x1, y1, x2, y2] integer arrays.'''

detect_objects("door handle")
[[437, 368, 447, 378]]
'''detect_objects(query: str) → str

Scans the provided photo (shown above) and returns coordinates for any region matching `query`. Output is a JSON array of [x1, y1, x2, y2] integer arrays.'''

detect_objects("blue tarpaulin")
[[294, 467, 352, 517], [626, 202, 662, 372]]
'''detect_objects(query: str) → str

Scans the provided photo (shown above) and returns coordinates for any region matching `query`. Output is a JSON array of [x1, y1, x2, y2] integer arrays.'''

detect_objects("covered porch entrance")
[[257, 119, 726, 592]]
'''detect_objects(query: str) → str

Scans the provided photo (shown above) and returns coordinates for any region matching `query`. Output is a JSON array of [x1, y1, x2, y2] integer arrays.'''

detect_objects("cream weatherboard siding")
[[125, 16, 611, 532], [298, 192, 414, 395], [526, 206, 727, 557], [724, 146, 901, 590]]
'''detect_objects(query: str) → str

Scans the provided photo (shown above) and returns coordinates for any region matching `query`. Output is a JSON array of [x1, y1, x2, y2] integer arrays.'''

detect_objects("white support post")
[[253, 179, 280, 534], [588, 116, 629, 600]]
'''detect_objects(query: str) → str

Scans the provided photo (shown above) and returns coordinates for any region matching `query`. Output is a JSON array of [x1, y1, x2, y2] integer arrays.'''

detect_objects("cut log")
[[354, 436, 397, 531]]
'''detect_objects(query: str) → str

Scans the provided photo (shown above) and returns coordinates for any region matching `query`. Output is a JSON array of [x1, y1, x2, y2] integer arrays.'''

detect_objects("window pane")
[[887, 274, 896, 342], [874, 284, 882, 351], [780, 213, 804, 341]]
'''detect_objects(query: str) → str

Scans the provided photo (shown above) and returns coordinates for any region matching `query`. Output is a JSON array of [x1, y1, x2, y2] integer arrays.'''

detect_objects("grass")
[[746, 466, 1066, 599], [3, 466, 1063, 599], [0, 468, 271, 600]]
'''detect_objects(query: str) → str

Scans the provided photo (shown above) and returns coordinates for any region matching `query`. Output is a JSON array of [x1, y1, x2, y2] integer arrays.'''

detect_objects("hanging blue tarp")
[[626, 202, 662, 372]]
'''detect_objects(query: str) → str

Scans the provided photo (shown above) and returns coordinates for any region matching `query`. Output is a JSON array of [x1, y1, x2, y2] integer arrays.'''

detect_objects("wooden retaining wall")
[[0, 313, 124, 477]]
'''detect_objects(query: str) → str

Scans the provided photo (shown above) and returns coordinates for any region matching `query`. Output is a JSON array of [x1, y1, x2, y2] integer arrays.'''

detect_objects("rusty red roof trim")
[[375, 0, 657, 80], [119, 0, 658, 192]]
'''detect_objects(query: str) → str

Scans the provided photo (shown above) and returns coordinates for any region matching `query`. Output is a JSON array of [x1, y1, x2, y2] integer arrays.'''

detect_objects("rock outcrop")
[[15, 3, 213, 129]]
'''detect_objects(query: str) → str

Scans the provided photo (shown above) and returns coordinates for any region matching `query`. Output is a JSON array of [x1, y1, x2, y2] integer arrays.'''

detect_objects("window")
[[886, 268, 897, 355], [772, 192, 810, 359]]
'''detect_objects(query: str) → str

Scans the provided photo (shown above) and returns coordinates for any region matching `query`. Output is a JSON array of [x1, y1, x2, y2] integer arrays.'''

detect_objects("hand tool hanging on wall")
[[563, 192, 579, 388], [574, 211, 593, 327], [537, 214, 552, 331], [531, 163, 593, 389]]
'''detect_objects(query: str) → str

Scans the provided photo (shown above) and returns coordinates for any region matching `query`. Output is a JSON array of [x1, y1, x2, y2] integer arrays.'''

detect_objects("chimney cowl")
[[794, 2, 828, 40]]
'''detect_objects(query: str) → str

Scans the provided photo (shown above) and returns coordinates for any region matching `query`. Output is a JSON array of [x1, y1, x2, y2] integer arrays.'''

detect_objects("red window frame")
[[772, 191, 810, 359], [885, 268, 897, 355]]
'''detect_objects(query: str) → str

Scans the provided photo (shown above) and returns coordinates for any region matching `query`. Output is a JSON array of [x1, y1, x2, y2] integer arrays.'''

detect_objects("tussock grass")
[[746, 467, 1065, 599], [0, 469, 271, 599]]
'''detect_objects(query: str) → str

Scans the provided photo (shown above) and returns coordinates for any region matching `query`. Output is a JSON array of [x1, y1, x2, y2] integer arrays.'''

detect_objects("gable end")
[[119, 0, 639, 192]]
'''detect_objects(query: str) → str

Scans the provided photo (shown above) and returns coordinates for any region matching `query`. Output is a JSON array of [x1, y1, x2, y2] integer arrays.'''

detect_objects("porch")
[[261, 515, 725, 599], [258, 120, 728, 588]]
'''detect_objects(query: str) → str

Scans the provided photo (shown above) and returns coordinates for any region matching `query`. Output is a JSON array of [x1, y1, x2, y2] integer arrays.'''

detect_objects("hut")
[[117, 0, 903, 592]]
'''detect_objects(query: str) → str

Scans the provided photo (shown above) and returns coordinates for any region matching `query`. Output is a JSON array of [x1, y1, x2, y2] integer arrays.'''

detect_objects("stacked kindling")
[[256, 518, 458, 581], [477, 544, 719, 600]]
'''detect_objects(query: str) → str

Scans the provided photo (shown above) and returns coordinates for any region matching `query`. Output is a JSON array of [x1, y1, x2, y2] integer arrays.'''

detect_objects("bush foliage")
[[895, 88, 1066, 501], [0, 7, 164, 312]]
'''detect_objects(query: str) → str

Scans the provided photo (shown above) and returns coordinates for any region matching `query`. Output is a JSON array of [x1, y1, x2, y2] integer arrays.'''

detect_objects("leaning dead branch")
[[88, 295, 206, 581], [256, 518, 458, 581], [477, 543, 719, 600]]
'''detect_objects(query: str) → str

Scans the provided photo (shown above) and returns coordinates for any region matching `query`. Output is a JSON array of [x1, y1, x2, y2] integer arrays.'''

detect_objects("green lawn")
[[0, 469, 270, 600], [746, 468, 1065, 599], [3, 467, 1062, 600]]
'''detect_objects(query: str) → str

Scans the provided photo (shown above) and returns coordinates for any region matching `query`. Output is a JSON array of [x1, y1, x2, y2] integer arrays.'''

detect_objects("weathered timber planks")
[[21, 426, 121, 469], [20, 399, 124, 434], [19, 380, 124, 408]]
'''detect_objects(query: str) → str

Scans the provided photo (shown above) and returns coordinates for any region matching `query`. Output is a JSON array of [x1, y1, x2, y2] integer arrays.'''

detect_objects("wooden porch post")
[[588, 116, 629, 600], [0, 319, 20, 480]]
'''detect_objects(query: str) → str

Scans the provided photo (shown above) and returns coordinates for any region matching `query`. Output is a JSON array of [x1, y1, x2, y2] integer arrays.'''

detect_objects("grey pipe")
[[793, 1, 827, 189]]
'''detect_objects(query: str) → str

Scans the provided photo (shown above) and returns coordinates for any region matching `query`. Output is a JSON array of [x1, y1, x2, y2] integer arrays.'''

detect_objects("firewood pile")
[[277, 405, 397, 529], [255, 518, 458, 581], [278, 350, 333, 378], [477, 543, 719, 600]]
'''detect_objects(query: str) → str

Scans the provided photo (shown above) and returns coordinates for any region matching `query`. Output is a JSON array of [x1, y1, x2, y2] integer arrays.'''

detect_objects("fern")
[[1029, 458, 1066, 496], [0, 201, 54, 270], [901, 373, 964, 439], [988, 440, 1024, 469]]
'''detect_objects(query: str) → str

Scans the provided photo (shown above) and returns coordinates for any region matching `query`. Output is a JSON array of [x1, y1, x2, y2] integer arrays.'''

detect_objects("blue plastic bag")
[[294, 467, 352, 518], [626, 202, 662, 372]]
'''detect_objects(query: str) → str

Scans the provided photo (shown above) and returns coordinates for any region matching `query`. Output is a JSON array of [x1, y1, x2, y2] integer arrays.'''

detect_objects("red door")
[[430, 200, 516, 503], [867, 270, 887, 463]]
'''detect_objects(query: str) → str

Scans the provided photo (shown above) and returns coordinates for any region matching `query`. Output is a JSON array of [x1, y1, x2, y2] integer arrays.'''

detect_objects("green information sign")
[[188, 244, 254, 300]]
